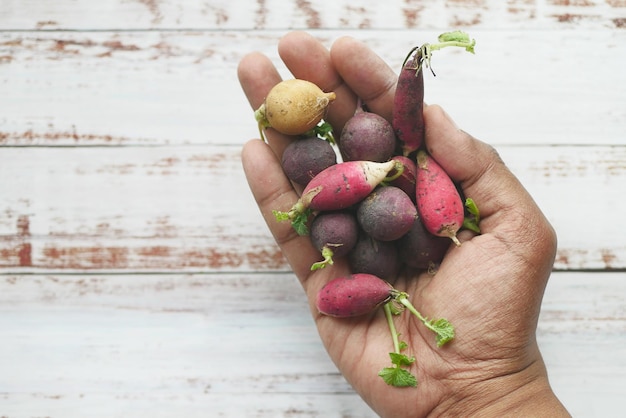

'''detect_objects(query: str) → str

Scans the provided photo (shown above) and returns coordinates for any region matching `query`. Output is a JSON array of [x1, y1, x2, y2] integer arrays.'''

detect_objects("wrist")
[[431, 357, 570, 417]]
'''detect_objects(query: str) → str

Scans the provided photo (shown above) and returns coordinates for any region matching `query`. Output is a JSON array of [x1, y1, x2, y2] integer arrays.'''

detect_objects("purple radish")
[[392, 35, 476, 158], [348, 232, 400, 280], [392, 47, 424, 157], [281, 136, 337, 186], [339, 109, 397, 163], [316, 273, 395, 318], [356, 186, 417, 242], [274, 159, 401, 235], [310, 211, 359, 270], [398, 217, 450, 271]]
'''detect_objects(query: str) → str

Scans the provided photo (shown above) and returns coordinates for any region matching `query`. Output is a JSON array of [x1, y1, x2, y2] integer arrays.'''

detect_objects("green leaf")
[[398, 340, 408, 351], [389, 352, 415, 367], [310, 246, 335, 271], [427, 318, 455, 347], [464, 197, 480, 219], [272, 210, 290, 222], [437, 30, 471, 43], [388, 300, 405, 315], [463, 197, 481, 233], [313, 120, 336, 144], [463, 217, 481, 234], [290, 208, 313, 236], [379, 367, 417, 387]]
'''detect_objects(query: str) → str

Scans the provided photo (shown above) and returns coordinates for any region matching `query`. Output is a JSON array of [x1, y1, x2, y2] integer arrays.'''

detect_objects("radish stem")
[[381, 162, 405, 183], [384, 302, 401, 354], [310, 246, 336, 271], [254, 104, 270, 142], [395, 292, 455, 347], [403, 31, 476, 76]]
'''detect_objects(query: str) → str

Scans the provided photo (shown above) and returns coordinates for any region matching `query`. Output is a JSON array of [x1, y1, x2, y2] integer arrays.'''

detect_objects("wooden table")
[[1, 1, 625, 416]]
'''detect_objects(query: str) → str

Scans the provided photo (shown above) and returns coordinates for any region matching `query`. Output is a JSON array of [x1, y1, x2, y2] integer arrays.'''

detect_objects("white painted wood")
[[0, 272, 624, 417], [0, 144, 624, 271], [1, 0, 624, 30], [1, 30, 625, 147], [1, 1, 625, 416]]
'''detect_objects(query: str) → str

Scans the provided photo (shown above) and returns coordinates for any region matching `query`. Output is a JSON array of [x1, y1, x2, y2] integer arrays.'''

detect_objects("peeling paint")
[[0, 129, 135, 145], [402, 1, 425, 28], [549, 0, 595, 6], [255, 0, 268, 28], [295, 0, 322, 28], [17, 215, 30, 236], [138, 0, 164, 24]]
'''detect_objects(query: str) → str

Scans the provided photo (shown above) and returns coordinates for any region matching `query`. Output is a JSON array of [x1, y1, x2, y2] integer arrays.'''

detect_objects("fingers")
[[237, 51, 281, 110], [330, 36, 398, 123], [277, 31, 357, 135], [239, 32, 398, 153], [241, 138, 322, 282], [237, 51, 295, 160], [279, 31, 398, 134]]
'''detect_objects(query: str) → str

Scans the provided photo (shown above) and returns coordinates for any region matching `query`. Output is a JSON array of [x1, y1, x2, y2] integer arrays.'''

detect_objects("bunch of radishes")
[[254, 31, 478, 387]]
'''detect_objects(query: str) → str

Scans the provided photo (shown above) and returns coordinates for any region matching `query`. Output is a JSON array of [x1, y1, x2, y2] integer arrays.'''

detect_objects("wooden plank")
[[1, 144, 625, 271], [1, 0, 625, 30], [0, 145, 286, 272], [0, 271, 624, 417], [0, 2, 623, 417], [1, 30, 625, 147]]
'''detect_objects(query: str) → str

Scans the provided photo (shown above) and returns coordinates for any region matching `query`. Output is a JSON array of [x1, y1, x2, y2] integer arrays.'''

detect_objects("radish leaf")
[[396, 292, 456, 347], [379, 365, 417, 387], [426, 318, 455, 347], [291, 208, 313, 236], [463, 197, 481, 233], [379, 352, 417, 387], [389, 352, 415, 367]]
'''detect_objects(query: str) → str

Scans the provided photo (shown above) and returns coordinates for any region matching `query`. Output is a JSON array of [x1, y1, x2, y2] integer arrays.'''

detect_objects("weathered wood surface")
[[1, 1, 626, 417], [0, 144, 625, 272], [1, 29, 625, 148], [0, 272, 625, 417], [1, 0, 625, 30], [1, 29, 625, 271]]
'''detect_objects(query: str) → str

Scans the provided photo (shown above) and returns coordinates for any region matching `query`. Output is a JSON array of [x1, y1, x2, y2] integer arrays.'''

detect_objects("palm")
[[239, 31, 557, 417]]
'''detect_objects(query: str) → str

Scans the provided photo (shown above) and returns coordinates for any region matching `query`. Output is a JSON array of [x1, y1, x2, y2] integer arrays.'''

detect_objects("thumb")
[[422, 104, 557, 272], [423, 105, 542, 229]]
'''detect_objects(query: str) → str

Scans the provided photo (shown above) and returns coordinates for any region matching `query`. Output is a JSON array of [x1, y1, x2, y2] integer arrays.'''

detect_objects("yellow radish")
[[255, 79, 336, 137]]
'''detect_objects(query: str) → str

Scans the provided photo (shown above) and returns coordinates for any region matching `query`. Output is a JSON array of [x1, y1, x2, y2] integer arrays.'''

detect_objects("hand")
[[238, 31, 570, 418]]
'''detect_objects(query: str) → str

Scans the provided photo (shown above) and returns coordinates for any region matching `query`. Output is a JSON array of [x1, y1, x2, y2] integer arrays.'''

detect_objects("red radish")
[[274, 159, 401, 235], [255, 79, 336, 137], [316, 273, 395, 318], [392, 48, 424, 157], [415, 150, 464, 246]]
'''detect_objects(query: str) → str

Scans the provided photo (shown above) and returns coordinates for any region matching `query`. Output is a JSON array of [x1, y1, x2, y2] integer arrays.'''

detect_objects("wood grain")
[[1, 0, 625, 30], [1, 144, 625, 271], [1, 1, 625, 416], [1, 30, 625, 147], [0, 272, 624, 417]]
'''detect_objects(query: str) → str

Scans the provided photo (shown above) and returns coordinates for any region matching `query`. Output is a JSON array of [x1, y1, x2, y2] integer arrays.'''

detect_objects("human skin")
[[238, 31, 571, 418]]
